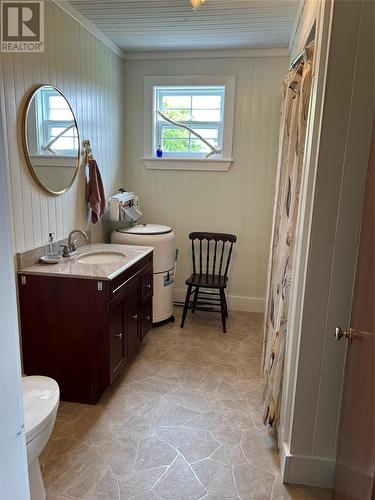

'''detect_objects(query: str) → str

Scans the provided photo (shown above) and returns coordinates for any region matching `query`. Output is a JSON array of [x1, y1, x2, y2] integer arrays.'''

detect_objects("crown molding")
[[53, 0, 126, 60], [124, 48, 289, 61]]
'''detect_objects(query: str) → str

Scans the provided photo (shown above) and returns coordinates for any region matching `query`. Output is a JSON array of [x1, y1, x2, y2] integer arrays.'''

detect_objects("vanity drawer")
[[108, 253, 152, 299]]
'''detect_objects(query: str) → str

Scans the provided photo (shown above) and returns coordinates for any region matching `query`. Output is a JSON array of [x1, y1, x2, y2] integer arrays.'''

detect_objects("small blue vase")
[[156, 145, 163, 158]]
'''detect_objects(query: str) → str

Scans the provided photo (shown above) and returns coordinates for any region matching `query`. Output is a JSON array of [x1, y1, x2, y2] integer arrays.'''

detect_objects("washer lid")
[[118, 224, 172, 235], [22, 376, 59, 442]]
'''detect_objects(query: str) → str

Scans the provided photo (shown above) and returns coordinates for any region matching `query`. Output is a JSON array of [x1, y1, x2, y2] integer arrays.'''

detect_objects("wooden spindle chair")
[[180, 232, 237, 333]]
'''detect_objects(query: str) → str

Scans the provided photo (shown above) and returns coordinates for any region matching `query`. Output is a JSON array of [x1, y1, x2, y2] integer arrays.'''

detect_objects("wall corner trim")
[[53, 0, 126, 60], [124, 48, 289, 61]]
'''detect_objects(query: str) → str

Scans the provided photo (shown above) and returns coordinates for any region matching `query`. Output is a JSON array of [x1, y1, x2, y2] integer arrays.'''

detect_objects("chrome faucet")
[[62, 229, 89, 257]]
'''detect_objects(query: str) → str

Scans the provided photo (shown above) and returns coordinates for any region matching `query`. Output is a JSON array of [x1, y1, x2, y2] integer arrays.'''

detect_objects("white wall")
[[0, 1, 125, 254], [123, 55, 287, 312], [0, 91, 30, 499], [280, 0, 374, 487]]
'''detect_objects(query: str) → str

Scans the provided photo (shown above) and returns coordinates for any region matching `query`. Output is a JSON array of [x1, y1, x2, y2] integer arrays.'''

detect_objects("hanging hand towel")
[[85, 159, 106, 224]]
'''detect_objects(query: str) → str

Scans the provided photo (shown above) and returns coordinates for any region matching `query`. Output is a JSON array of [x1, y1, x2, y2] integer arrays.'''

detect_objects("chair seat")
[[186, 273, 228, 288]]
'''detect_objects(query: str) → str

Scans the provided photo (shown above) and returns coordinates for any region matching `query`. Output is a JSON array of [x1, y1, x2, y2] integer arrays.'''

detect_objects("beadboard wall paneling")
[[123, 56, 287, 311], [69, 0, 299, 52], [0, 1, 125, 253]]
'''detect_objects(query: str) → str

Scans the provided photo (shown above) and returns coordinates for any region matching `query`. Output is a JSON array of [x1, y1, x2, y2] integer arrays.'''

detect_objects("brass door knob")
[[335, 327, 353, 344]]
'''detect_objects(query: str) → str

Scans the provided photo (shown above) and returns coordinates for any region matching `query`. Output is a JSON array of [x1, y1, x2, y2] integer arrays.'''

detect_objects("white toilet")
[[22, 376, 60, 500]]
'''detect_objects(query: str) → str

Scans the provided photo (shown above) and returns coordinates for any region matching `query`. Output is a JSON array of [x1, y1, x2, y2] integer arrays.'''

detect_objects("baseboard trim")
[[281, 442, 335, 488], [173, 287, 265, 313]]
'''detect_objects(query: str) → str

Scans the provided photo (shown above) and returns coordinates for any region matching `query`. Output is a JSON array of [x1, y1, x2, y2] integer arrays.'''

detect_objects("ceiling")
[[67, 0, 300, 52]]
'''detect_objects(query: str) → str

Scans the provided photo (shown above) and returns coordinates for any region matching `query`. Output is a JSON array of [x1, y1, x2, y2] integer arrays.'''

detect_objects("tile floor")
[[42, 309, 332, 500]]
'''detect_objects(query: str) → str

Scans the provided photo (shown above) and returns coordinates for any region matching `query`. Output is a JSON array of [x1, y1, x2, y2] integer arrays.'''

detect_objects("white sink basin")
[[76, 251, 126, 265]]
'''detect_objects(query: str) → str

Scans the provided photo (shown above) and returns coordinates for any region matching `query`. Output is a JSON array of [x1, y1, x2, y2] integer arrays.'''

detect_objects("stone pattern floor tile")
[[134, 435, 177, 470], [191, 458, 238, 498], [42, 309, 332, 500], [156, 426, 220, 463], [153, 455, 206, 500]]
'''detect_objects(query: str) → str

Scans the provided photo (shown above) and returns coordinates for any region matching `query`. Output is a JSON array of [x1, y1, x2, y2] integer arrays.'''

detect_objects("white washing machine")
[[111, 224, 175, 324]]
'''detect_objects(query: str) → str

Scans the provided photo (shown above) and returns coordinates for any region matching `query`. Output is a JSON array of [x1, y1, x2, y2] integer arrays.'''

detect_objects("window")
[[155, 86, 225, 158], [35, 88, 78, 156], [144, 76, 235, 171]]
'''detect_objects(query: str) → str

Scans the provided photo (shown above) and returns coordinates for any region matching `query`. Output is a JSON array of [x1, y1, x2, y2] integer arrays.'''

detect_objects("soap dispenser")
[[46, 233, 59, 260]]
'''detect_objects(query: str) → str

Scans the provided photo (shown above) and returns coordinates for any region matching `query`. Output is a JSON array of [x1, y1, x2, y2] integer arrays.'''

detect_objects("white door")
[[0, 98, 30, 499]]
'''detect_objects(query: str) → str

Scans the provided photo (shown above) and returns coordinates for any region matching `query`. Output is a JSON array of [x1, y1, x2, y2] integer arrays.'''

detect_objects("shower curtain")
[[262, 44, 314, 428]]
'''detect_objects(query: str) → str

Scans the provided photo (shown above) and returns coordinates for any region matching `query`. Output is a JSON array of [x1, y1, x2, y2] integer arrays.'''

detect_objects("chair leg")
[[223, 292, 229, 317], [219, 289, 227, 333], [181, 285, 192, 328], [192, 287, 199, 313]]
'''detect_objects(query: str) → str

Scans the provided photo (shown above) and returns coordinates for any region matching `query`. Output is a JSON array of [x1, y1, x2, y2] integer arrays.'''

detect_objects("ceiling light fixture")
[[190, 0, 207, 11]]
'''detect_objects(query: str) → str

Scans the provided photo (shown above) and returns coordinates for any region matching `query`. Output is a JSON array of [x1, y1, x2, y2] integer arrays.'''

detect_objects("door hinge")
[[97, 281, 103, 291], [21, 276, 26, 285]]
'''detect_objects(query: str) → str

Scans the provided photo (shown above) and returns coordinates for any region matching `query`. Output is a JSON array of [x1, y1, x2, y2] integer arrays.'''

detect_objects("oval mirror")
[[22, 85, 80, 195]]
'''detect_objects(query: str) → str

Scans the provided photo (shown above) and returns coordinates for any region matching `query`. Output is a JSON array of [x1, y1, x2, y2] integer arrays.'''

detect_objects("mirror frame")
[[22, 84, 81, 196]]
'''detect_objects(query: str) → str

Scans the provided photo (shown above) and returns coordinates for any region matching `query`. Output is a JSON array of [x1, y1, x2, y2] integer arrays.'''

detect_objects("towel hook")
[[83, 139, 94, 163]]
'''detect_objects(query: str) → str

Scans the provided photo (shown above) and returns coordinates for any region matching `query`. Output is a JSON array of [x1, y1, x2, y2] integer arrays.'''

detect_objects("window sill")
[[142, 157, 233, 171]]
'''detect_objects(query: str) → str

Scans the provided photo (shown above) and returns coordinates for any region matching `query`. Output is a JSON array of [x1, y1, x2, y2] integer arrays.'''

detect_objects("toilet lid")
[[118, 224, 172, 235], [22, 376, 60, 443]]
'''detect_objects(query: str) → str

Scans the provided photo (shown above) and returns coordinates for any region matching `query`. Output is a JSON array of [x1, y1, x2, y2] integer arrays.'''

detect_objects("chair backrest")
[[189, 232, 237, 278]]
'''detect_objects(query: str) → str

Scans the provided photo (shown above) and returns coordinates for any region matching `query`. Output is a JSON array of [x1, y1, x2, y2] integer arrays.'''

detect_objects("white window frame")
[[143, 75, 235, 171], [154, 85, 225, 158], [36, 89, 78, 156]]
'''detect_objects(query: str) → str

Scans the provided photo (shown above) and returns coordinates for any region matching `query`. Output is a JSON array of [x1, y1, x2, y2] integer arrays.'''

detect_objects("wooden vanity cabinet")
[[18, 253, 153, 404]]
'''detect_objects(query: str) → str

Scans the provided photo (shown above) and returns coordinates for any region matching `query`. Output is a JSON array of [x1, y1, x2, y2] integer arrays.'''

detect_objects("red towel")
[[85, 159, 106, 224]]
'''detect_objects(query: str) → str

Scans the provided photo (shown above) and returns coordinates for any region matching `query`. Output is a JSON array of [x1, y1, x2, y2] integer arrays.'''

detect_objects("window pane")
[[191, 109, 221, 121], [51, 137, 78, 151], [160, 109, 191, 121], [50, 109, 74, 121], [192, 128, 219, 139], [162, 128, 189, 139], [51, 126, 76, 138], [162, 95, 191, 109], [49, 126, 78, 152], [49, 95, 70, 110], [190, 138, 218, 152], [154, 85, 225, 157], [192, 95, 222, 109], [162, 138, 189, 152]]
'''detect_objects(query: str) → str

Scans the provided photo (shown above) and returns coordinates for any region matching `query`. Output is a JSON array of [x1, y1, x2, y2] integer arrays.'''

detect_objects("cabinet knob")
[[113, 333, 123, 338], [145, 284, 151, 289], [130, 314, 138, 320]]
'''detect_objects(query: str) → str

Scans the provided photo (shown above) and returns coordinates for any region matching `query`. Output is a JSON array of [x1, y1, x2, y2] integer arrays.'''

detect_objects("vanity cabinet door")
[[124, 276, 141, 359], [141, 296, 153, 340], [108, 292, 126, 383], [141, 264, 153, 300], [140, 264, 153, 339]]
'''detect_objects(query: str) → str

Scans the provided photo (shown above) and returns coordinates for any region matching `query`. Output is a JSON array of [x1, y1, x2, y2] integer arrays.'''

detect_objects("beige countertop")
[[19, 243, 153, 281]]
